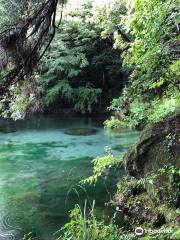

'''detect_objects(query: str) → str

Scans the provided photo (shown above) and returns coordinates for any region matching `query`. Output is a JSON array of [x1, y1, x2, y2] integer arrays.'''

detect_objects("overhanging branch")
[[0, 0, 63, 95]]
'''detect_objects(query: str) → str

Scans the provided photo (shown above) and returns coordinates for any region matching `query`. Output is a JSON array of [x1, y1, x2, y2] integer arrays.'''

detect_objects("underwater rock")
[[11, 191, 40, 204], [64, 127, 98, 136]]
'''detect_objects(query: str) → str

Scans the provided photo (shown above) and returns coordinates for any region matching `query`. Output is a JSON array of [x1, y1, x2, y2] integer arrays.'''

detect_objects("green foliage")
[[116, 176, 146, 199], [43, 80, 73, 106], [0, 95, 26, 120], [56, 199, 180, 240], [38, 13, 101, 113], [95, 0, 127, 41], [21, 232, 33, 240], [125, 92, 180, 127], [104, 116, 126, 130], [72, 85, 102, 113], [38, 0, 121, 113], [0, 75, 43, 120], [56, 201, 135, 240], [42, 78, 101, 113], [114, 165, 180, 237], [0, 0, 44, 26], [148, 96, 180, 122], [82, 147, 122, 185], [125, 100, 149, 128], [107, 97, 123, 111], [161, 165, 180, 205], [0, 0, 66, 27], [0, 84, 37, 120], [117, 165, 180, 207], [101, 0, 179, 127], [123, 0, 179, 93], [107, 90, 180, 128]]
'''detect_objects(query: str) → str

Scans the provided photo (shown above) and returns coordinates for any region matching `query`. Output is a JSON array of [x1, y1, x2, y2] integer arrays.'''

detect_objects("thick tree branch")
[[0, 0, 63, 95]]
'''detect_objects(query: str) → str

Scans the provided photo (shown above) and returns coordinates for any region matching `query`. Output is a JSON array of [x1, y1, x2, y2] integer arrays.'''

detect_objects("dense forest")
[[0, 0, 179, 239]]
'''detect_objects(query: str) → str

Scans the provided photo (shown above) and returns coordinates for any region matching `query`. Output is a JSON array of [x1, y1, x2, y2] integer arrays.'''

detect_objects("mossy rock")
[[124, 111, 180, 178], [64, 127, 98, 136]]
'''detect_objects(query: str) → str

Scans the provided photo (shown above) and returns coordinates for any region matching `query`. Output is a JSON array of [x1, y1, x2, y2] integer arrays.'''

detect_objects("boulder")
[[124, 111, 180, 178]]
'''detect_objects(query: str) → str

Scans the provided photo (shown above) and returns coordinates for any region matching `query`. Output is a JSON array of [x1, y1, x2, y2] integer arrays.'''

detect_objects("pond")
[[0, 116, 139, 240]]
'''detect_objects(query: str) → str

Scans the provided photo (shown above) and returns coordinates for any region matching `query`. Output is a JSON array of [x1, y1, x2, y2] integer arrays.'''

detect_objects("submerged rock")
[[124, 111, 180, 178], [64, 127, 98, 136], [11, 191, 40, 204]]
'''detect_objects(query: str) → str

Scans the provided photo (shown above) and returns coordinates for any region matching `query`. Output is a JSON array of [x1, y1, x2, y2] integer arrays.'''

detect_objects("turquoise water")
[[0, 116, 139, 240]]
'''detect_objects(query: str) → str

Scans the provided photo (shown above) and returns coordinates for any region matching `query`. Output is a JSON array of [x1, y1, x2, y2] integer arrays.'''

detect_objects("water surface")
[[0, 116, 139, 239]]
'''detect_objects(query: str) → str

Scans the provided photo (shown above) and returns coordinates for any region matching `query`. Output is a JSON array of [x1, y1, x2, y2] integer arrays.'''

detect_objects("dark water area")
[[0, 116, 139, 239]]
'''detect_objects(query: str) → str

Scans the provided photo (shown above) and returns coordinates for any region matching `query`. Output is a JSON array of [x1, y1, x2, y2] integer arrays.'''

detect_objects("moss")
[[114, 165, 180, 232], [157, 204, 178, 224], [124, 111, 180, 178]]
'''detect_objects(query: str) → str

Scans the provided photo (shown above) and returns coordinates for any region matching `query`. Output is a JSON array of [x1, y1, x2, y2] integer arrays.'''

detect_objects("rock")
[[11, 191, 40, 204], [114, 111, 180, 229], [116, 192, 158, 225], [64, 127, 98, 136], [124, 111, 180, 178]]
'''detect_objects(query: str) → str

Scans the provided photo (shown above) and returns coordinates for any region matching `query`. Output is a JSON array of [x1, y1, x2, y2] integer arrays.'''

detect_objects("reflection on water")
[[0, 116, 139, 239]]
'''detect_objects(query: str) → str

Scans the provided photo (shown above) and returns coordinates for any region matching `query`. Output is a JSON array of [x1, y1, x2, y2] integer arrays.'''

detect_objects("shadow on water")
[[0, 116, 139, 240]]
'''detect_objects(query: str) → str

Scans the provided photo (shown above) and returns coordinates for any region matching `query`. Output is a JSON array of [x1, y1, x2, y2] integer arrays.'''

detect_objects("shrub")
[[56, 201, 135, 240], [82, 147, 122, 185], [104, 117, 126, 130]]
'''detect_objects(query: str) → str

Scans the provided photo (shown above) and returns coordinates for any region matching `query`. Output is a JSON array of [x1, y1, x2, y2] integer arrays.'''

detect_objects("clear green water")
[[0, 116, 139, 240]]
